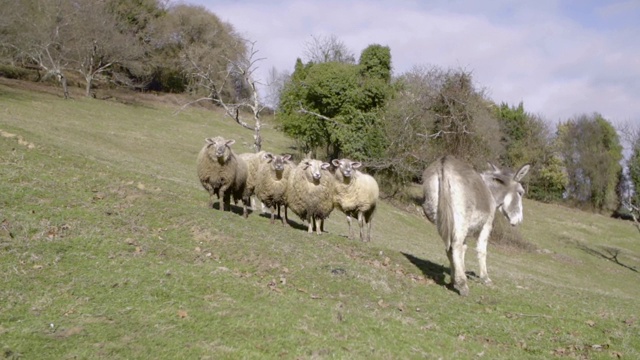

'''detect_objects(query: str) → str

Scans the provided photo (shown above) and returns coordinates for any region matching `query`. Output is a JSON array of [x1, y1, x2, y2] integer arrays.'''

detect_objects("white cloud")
[[190, 0, 640, 126]]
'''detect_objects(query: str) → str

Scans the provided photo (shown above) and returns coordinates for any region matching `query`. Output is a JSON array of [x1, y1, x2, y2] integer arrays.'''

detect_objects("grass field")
[[1, 78, 639, 359]]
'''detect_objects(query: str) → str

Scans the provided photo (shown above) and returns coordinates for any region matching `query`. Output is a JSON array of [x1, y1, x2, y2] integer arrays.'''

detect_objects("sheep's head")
[[205, 137, 235, 161], [264, 153, 292, 172], [302, 159, 331, 182], [331, 158, 362, 179]]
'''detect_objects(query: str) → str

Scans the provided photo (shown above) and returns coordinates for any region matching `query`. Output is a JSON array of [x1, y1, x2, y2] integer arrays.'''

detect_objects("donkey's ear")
[[514, 164, 531, 181], [487, 162, 500, 172]]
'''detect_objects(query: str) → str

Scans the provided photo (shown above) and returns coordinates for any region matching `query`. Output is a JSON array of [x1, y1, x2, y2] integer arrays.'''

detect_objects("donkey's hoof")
[[481, 277, 493, 286], [454, 283, 469, 296]]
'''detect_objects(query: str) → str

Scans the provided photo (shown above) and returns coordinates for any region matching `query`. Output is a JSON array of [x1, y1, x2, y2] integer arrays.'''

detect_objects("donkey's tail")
[[436, 157, 455, 250]]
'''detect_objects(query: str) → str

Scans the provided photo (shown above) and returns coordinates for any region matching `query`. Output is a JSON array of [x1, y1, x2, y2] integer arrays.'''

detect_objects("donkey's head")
[[483, 163, 530, 226]]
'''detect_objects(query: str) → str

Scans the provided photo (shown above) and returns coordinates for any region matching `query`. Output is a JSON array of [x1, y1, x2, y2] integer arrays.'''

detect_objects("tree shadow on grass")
[[577, 243, 638, 273]]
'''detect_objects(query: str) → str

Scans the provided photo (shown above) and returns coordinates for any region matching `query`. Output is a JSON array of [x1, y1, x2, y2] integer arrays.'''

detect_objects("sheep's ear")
[[205, 138, 214, 144], [321, 162, 331, 170], [263, 152, 274, 162], [226, 139, 236, 147], [514, 164, 531, 182], [351, 161, 362, 169], [302, 161, 311, 170], [283, 154, 292, 162], [331, 159, 341, 167], [487, 162, 500, 172]]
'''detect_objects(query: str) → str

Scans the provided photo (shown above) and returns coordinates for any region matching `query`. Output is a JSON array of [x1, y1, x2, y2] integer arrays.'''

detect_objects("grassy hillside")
[[1, 78, 639, 359]]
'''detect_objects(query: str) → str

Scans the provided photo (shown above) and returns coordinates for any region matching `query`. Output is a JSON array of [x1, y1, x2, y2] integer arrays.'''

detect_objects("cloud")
[[191, 0, 640, 126]]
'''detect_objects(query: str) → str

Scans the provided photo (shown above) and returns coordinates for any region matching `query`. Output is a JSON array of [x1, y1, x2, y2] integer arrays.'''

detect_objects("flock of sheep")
[[196, 136, 380, 242]]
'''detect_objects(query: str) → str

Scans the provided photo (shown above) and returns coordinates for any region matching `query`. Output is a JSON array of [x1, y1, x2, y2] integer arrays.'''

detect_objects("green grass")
[[1, 78, 639, 359]]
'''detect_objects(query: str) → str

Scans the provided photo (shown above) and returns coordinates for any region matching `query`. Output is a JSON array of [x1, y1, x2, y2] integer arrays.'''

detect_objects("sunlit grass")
[[1, 78, 639, 359]]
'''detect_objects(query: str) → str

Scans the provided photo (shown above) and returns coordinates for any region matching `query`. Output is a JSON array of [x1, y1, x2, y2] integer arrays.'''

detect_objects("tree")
[[496, 102, 564, 202], [278, 44, 392, 160], [557, 113, 623, 211], [428, 68, 502, 165], [264, 66, 290, 111], [164, 4, 265, 150], [629, 140, 640, 206], [1, 0, 76, 97], [67, 1, 146, 97], [105, 0, 167, 90], [303, 34, 355, 64]]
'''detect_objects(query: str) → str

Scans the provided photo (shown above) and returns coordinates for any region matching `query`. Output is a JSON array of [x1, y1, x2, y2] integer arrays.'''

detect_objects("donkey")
[[421, 155, 530, 296]]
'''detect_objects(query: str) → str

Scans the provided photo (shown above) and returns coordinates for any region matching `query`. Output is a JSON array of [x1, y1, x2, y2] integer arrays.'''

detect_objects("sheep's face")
[[331, 159, 362, 179], [302, 160, 330, 181], [206, 137, 235, 160], [265, 153, 292, 172]]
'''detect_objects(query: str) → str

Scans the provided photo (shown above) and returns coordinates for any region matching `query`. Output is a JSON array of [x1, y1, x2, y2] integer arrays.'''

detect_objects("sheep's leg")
[[208, 192, 216, 209], [242, 197, 248, 218], [270, 206, 276, 225], [220, 190, 228, 211], [357, 212, 366, 242], [282, 206, 289, 227], [315, 217, 323, 235], [307, 216, 314, 234], [346, 215, 354, 239]]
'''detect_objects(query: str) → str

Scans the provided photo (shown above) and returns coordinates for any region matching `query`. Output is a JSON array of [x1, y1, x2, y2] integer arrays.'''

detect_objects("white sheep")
[[238, 151, 267, 211], [286, 158, 334, 234], [255, 153, 294, 225], [196, 136, 249, 217], [332, 158, 379, 242]]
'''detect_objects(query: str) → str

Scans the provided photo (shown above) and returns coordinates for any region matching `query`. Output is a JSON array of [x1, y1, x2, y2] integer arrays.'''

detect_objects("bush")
[[0, 64, 39, 81], [490, 216, 537, 252]]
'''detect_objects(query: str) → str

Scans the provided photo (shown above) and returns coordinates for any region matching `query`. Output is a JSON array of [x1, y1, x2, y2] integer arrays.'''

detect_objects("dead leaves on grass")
[[0, 129, 36, 149]]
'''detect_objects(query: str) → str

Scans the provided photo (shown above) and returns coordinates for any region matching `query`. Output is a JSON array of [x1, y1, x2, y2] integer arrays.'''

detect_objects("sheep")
[[196, 136, 249, 217], [286, 158, 334, 234], [238, 151, 267, 211], [255, 153, 294, 225], [331, 158, 379, 242]]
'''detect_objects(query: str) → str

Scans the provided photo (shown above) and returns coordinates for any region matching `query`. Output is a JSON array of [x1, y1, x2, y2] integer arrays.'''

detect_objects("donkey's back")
[[422, 156, 494, 235]]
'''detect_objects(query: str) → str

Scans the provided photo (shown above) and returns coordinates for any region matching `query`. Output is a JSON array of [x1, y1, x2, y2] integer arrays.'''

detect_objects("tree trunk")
[[57, 72, 69, 99], [85, 75, 93, 97]]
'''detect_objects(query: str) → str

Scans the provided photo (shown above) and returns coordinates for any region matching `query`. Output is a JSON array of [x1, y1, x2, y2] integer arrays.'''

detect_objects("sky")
[[188, 0, 640, 128]]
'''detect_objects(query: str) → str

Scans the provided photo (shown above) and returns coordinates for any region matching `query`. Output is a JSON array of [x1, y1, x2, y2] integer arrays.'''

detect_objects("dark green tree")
[[278, 44, 392, 160], [557, 113, 623, 211], [496, 102, 564, 202], [628, 137, 640, 209]]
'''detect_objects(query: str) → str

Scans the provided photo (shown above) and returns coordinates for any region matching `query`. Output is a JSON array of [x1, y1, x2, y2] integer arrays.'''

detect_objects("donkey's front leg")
[[477, 222, 493, 286]]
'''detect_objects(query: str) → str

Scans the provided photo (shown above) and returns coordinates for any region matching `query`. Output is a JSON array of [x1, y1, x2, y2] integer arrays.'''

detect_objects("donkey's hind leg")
[[448, 239, 469, 296]]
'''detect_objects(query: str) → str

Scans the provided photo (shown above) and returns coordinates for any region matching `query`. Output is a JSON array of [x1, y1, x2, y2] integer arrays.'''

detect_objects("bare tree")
[[264, 66, 290, 111], [182, 39, 267, 151], [1, 0, 78, 98], [303, 34, 355, 64], [66, 1, 145, 97]]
